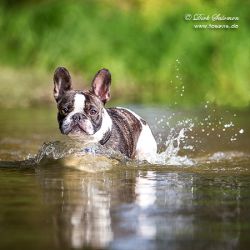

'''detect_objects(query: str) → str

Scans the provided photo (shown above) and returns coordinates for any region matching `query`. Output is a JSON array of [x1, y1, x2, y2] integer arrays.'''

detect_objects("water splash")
[[197, 103, 245, 143], [31, 139, 124, 171], [31, 121, 196, 168], [32, 108, 245, 168], [22, 106, 246, 170], [208, 151, 246, 162], [170, 59, 244, 147], [149, 114, 196, 166], [155, 126, 195, 166], [172, 59, 185, 107]]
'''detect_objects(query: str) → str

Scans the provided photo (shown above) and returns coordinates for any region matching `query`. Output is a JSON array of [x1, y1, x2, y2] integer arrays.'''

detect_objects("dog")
[[53, 67, 157, 161]]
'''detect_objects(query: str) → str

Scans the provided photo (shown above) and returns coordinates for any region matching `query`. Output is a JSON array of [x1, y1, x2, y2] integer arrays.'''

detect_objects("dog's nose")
[[72, 113, 85, 122]]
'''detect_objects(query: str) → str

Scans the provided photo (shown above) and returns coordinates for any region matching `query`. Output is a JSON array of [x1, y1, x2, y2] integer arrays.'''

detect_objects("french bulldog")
[[53, 67, 157, 161]]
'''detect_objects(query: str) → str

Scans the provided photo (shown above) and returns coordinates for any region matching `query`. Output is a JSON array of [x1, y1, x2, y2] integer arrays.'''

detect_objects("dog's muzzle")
[[72, 113, 87, 124], [69, 113, 94, 135]]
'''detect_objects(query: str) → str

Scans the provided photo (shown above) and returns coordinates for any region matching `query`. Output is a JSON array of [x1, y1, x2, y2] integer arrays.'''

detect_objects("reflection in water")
[[38, 167, 205, 249], [33, 157, 250, 250], [0, 162, 248, 250], [39, 168, 114, 249], [67, 178, 113, 248], [136, 171, 156, 208], [136, 171, 157, 239], [117, 171, 196, 248]]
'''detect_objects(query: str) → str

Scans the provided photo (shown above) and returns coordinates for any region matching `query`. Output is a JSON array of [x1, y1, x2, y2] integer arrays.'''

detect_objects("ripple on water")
[[23, 137, 249, 175]]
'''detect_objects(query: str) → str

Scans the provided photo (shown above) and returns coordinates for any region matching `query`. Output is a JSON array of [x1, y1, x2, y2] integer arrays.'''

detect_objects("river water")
[[0, 106, 250, 250]]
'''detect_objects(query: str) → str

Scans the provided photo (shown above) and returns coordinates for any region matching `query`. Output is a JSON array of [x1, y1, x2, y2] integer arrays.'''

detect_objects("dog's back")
[[106, 108, 157, 160]]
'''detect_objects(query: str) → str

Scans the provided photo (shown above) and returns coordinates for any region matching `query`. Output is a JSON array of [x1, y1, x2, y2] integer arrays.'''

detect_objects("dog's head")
[[53, 67, 111, 137]]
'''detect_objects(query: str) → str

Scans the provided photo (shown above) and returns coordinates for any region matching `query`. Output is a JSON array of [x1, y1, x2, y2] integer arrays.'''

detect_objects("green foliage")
[[0, 0, 249, 107]]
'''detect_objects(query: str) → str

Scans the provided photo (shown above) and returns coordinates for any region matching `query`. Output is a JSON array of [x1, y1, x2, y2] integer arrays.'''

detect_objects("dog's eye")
[[89, 108, 97, 116], [61, 107, 68, 115]]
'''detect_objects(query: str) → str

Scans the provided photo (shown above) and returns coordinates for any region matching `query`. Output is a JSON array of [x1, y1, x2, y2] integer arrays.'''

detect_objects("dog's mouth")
[[66, 123, 94, 136], [69, 125, 84, 134]]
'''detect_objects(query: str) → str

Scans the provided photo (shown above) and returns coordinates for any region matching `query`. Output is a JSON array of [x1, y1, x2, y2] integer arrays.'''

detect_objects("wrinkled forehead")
[[83, 91, 103, 107], [57, 90, 103, 109]]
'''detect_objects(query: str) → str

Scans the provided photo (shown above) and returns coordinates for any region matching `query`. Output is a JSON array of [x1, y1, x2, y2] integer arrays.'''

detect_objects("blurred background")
[[0, 0, 249, 108]]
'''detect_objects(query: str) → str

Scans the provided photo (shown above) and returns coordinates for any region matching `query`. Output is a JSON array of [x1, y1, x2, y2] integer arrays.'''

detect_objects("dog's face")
[[53, 67, 111, 137]]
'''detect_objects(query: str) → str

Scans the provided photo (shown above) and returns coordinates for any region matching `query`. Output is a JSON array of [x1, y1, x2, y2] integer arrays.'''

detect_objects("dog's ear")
[[91, 68, 111, 104], [53, 67, 72, 102]]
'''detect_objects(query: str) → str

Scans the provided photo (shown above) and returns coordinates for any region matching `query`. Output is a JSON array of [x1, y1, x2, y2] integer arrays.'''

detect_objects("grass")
[[0, 0, 249, 108]]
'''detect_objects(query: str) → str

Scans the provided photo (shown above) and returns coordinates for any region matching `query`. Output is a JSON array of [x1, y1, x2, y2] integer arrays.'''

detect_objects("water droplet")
[[224, 122, 234, 128]]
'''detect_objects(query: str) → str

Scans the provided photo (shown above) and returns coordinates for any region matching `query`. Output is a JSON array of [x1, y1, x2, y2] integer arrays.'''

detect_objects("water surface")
[[0, 106, 250, 250]]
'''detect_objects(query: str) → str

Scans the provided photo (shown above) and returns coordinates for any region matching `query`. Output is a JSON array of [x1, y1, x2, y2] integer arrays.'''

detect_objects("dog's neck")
[[91, 108, 112, 143], [99, 130, 112, 145]]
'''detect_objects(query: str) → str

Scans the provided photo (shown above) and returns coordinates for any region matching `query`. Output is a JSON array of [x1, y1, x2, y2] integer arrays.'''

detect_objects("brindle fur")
[[105, 108, 142, 158]]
